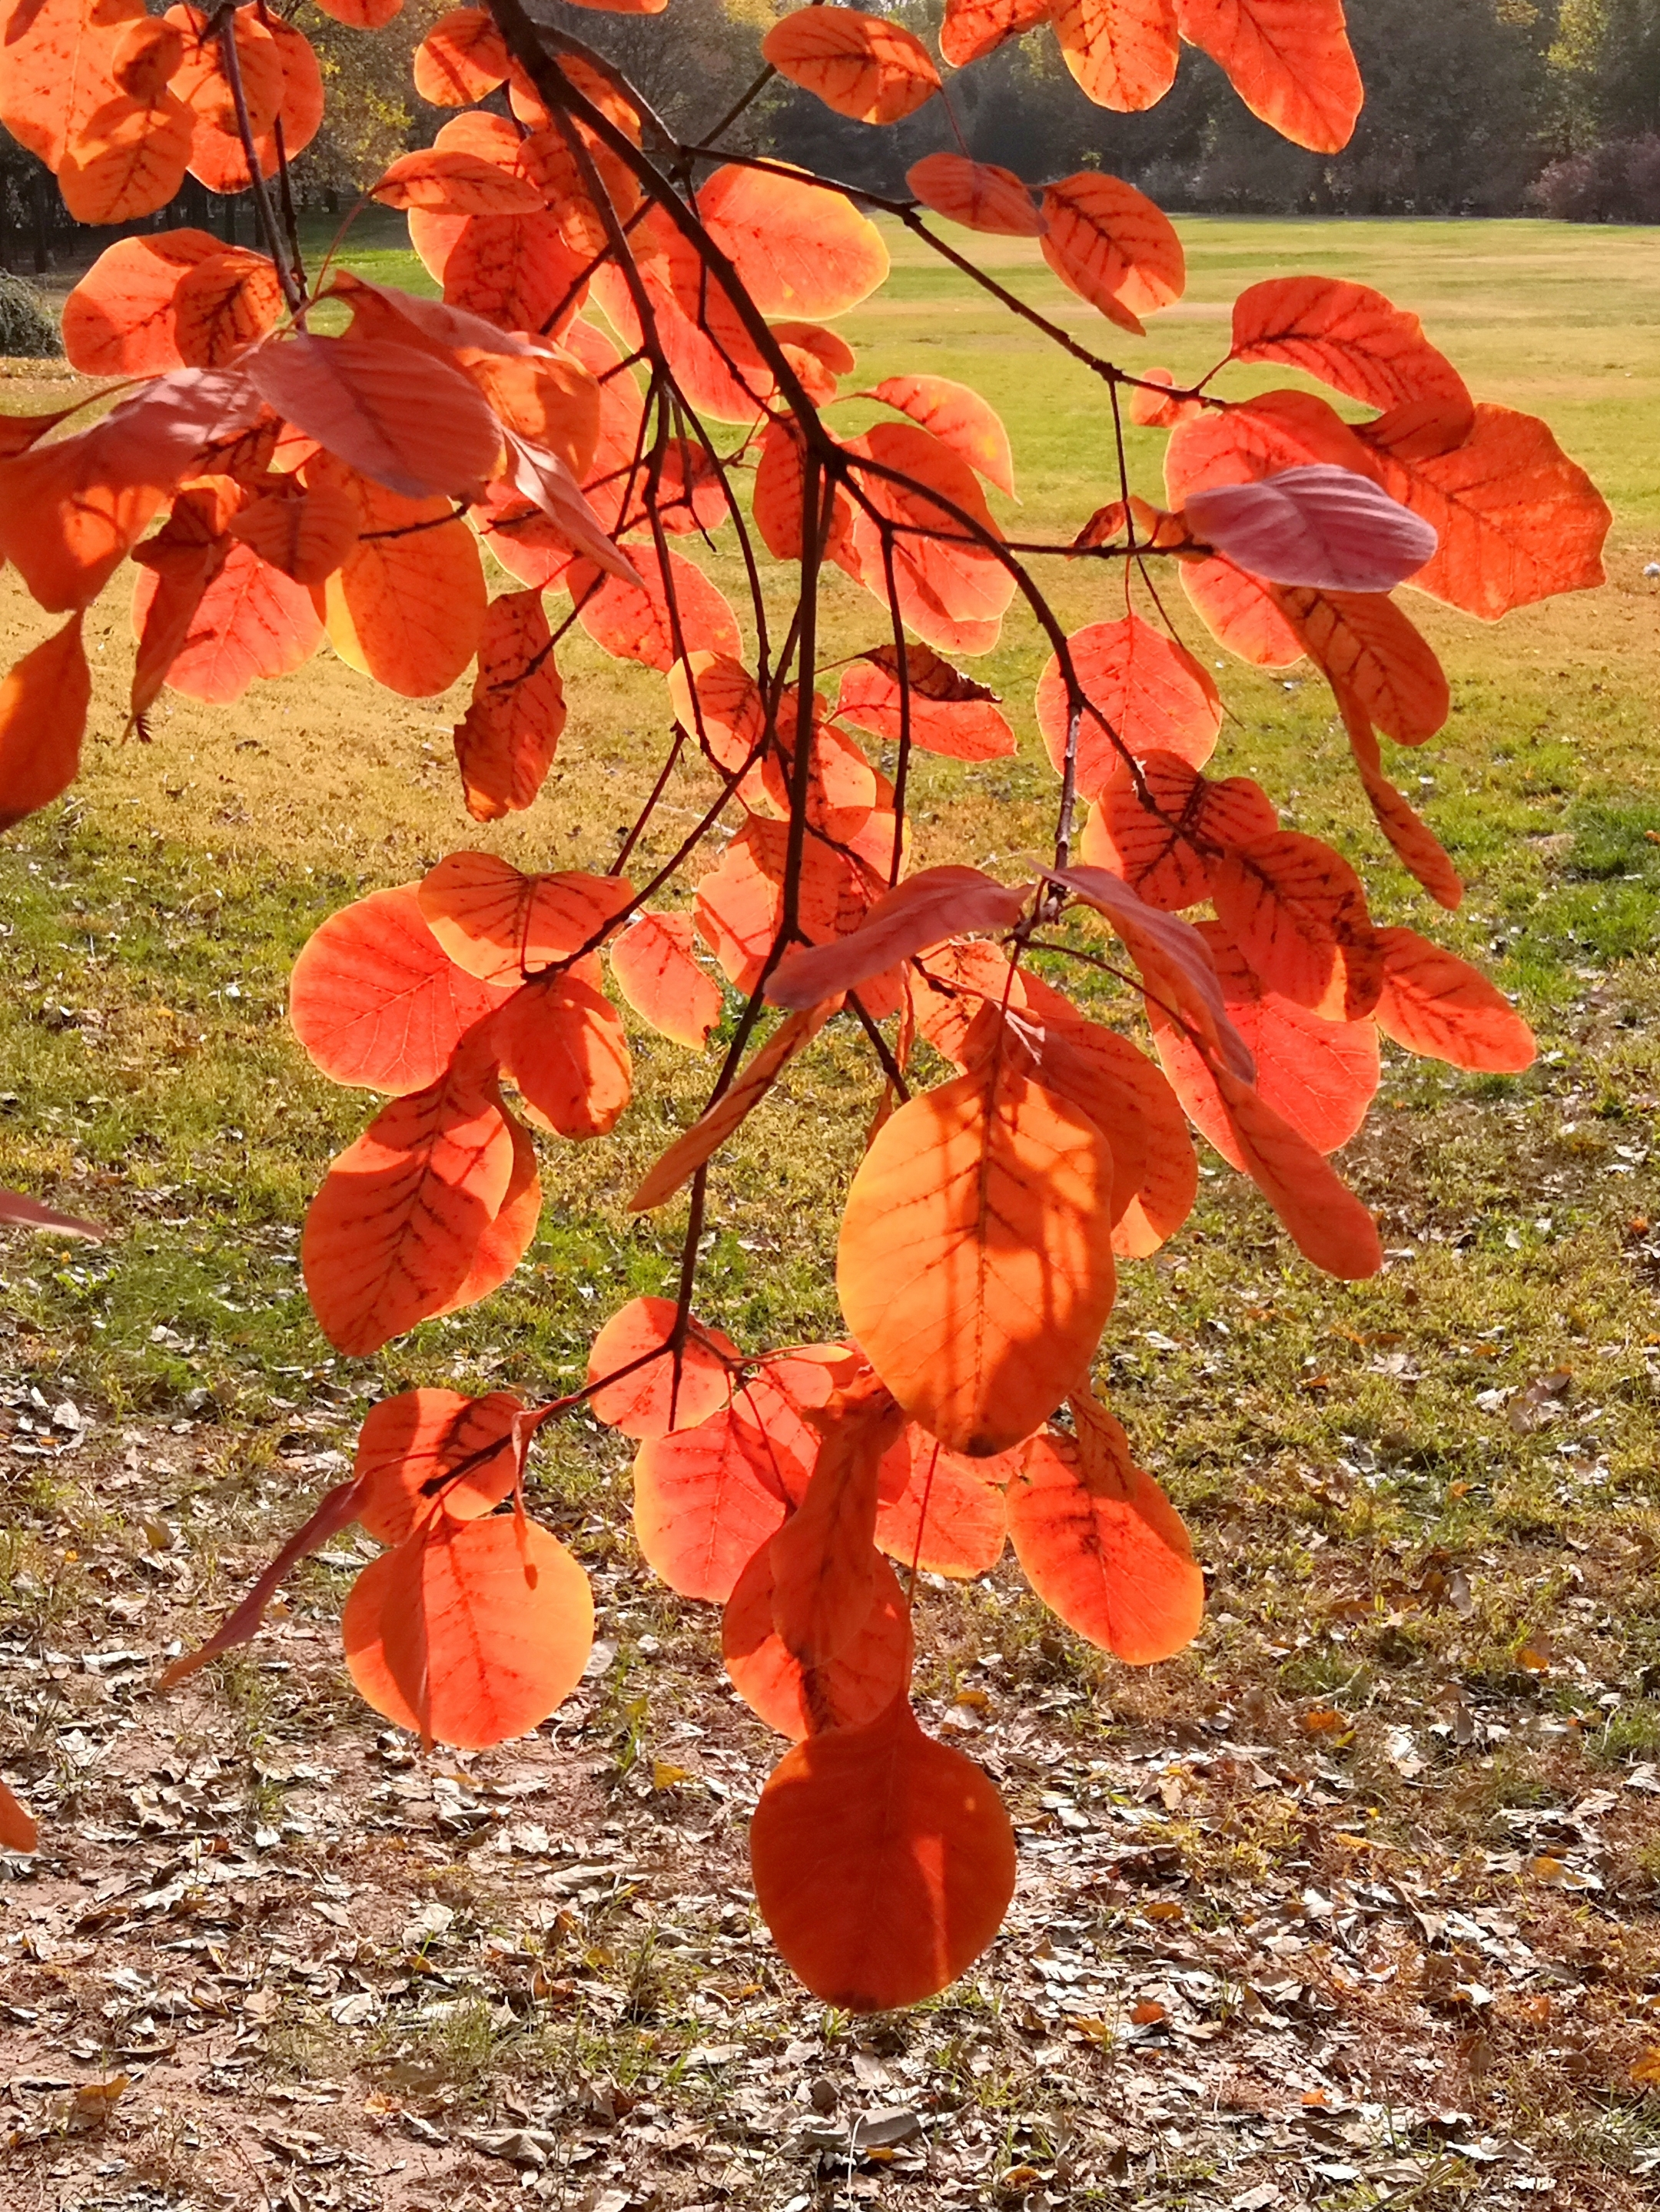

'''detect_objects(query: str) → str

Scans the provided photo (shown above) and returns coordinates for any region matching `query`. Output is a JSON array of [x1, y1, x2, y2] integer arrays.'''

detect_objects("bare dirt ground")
[[3, 1403, 1658, 2212]]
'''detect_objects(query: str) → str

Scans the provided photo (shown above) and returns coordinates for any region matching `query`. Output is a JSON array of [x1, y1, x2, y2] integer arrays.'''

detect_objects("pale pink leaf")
[[1183, 463, 1438, 592]]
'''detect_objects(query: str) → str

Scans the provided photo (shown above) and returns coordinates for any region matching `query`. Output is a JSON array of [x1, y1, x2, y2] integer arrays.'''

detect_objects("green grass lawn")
[[2, 215, 1660, 2183]]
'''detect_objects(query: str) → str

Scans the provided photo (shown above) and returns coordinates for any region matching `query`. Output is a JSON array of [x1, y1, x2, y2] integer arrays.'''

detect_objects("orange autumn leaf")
[[1341, 702, 1463, 909], [769, 1375, 902, 1666], [1051, 0, 1179, 112], [228, 483, 360, 586], [354, 1388, 527, 1546], [749, 1694, 1016, 2011], [172, 247, 284, 367], [301, 1063, 519, 1355], [1274, 583, 1449, 745], [1036, 614, 1223, 790], [838, 1054, 1117, 1457], [313, 463, 487, 699], [1207, 827, 1372, 1016], [869, 374, 1014, 498], [1230, 275, 1472, 423], [289, 884, 510, 1094], [845, 418, 1014, 654], [725, 1540, 914, 1739], [251, 333, 503, 503], [418, 853, 633, 985], [344, 1515, 593, 1748], [1008, 1395, 1202, 1661], [905, 151, 1044, 237], [1175, 0, 1361, 153], [1209, 1060, 1383, 1276], [835, 644, 1014, 762], [1040, 171, 1184, 334], [1148, 919, 1379, 1160], [492, 969, 632, 1139], [0, 0, 141, 169], [58, 81, 194, 224], [371, 146, 543, 215], [0, 615, 91, 831], [59, 227, 224, 376], [763, 6, 941, 124], [132, 533, 324, 708], [698, 161, 888, 318], [567, 542, 742, 672], [875, 1426, 1011, 1579], [586, 1295, 739, 1438], [610, 912, 724, 1048], [412, 5, 510, 104], [939, 0, 1050, 65], [1365, 402, 1611, 622], [451, 587, 566, 822], [1182, 553, 1305, 668], [1370, 927, 1536, 1073], [632, 1398, 801, 1601], [1165, 388, 1379, 506]]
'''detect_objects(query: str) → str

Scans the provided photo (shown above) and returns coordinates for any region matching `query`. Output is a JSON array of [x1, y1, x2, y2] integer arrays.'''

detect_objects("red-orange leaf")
[[939, 0, 1050, 65], [1051, 0, 1179, 111], [372, 147, 542, 215], [131, 536, 323, 707], [344, 1515, 592, 1749], [1182, 553, 1304, 668], [59, 227, 224, 376], [172, 247, 284, 367], [763, 7, 941, 122], [610, 912, 724, 1047], [725, 1541, 913, 1739], [1035, 615, 1222, 789], [1370, 927, 1535, 1073], [1274, 583, 1449, 745], [1230, 276, 1472, 422], [251, 334, 502, 502], [699, 161, 888, 318], [567, 542, 742, 672], [0, 615, 91, 831], [1165, 388, 1379, 506], [586, 1295, 739, 1438], [905, 151, 1044, 237], [769, 1374, 902, 1666], [1150, 919, 1379, 1159], [1343, 704, 1463, 909], [228, 483, 360, 587], [1009, 1394, 1202, 1661], [1208, 828, 1371, 1016], [354, 1388, 526, 1545], [302, 1063, 517, 1355], [310, 459, 487, 698], [58, 84, 194, 224], [750, 1695, 1016, 2010], [413, 5, 510, 103], [452, 587, 566, 822], [875, 1426, 1011, 1578], [632, 1403, 798, 1601], [869, 373, 1014, 497], [769, 867, 1030, 1013], [838, 1056, 1117, 1457], [1365, 403, 1611, 622], [419, 854, 633, 984], [1210, 1059, 1383, 1275], [846, 419, 1014, 655], [492, 970, 632, 1139], [1175, 0, 1361, 152], [1040, 171, 1184, 333], [0, 0, 141, 168], [835, 645, 1012, 761], [290, 884, 509, 1093]]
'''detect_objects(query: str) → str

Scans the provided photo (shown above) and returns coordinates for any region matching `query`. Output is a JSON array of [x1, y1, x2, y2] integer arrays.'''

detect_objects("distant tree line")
[[3, 0, 1658, 278]]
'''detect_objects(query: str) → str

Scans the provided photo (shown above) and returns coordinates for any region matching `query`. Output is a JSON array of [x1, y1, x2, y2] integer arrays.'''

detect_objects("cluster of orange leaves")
[[0, 0, 1613, 2004]]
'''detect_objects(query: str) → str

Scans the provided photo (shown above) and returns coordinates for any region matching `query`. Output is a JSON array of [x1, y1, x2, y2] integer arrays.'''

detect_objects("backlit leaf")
[[750, 1694, 1016, 2010], [838, 1055, 1117, 1457], [938, 0, 1050, 66], [836, 645, 1014, 761], [629, 1003, 838, 1212], [131, 535, 322, 707], [869, 374, 1014, 496], [172, 248, 284, 367], [1036, 615, 1221, 789], [59, 227, 222, 376], [1274, 583, 1449, 745], [371, 147, 543, 215], [906, 151, 1044, 237], [610, 913, 724, 1048], [763, 7, 941, 123], [493, 970, 632, 1139], [250, 334, 502, 502], [344, 1515, 593, 1748], [289, 884, 511, 1094], [845, 419, 1014, 654], [452, 587, 566, 822], [301, 1063, 517, 1354], [354, 1388, 526, 1545], [1370, 927, 1535, 1073], [1207, 827, 1371, 1016], [1039, 171, 1184, 334], [768, 867, 1030, 1012], [412, 5, 510, 103], [699, 161, 888, 317], [58, 84, 194, 224], [418, 853, 633, 984], [1230, 275, 1472, 422], [587, 1295, 739, 1438], [0, 615, 91, 831], [1051, 0, 1179, 111], [1174, 0, 1362, 152], [769, 1374, 902, 1666], [1008, 1395, 1202, 1660], [875, 1426, 1011, 1578], [228, 483, 360, 587], [725, 1541, 913, 1739], [567, 541, 742, 672], [312, 459, 487, 698]]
